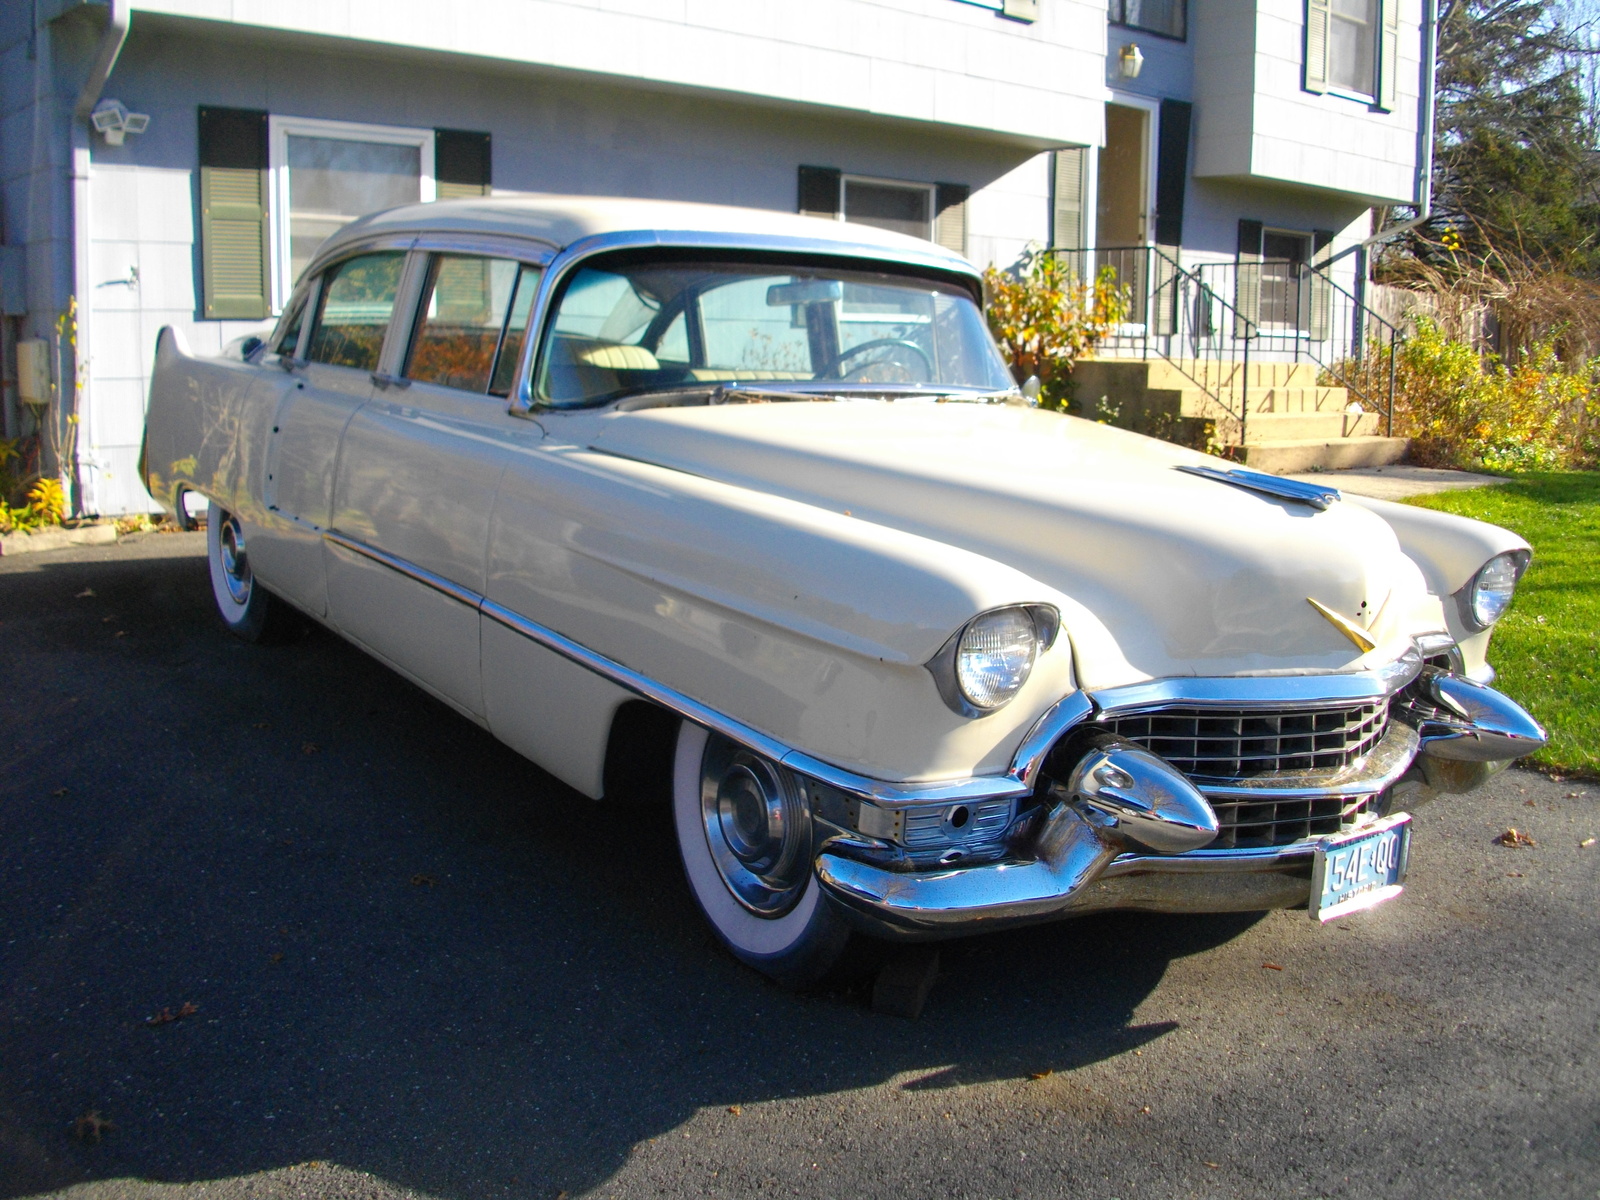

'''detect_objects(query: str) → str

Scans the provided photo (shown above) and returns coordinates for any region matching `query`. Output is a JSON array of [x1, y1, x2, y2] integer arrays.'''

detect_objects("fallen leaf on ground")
[[1506, 872, 1524, 878], [1028, 1069, 1053, 1080], [1495, 828, 1536, 848], [410, 873, 436, 887], [114, 631, 127, 638], [301, 742, 318, 754], [72, 1111, 115, 1142], [253, 722, 270, 730], [270, 952, 285, 963], [1581, 838, 1596, 848], [145, 1002, 199, 1027], [1262, 962, 1284, 971], [51, 787, 68, 797], [1203, 1161, 1220, 1169], [1523, 799, 1537, 807], [727, 1105, 742, 1115], [1139, 1105, 1151, 1114], [75, 588, 94, 598]]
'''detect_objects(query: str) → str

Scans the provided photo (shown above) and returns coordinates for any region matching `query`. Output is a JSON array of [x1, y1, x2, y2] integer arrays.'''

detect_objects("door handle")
[[371, 372, 411, 390]]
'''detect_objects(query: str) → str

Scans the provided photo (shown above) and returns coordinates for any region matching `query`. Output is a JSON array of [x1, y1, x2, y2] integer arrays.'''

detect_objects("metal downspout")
[[68, 0, 129, 516]]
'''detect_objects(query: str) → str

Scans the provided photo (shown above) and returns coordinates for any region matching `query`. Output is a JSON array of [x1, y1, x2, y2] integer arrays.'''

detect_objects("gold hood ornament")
[[1307, 597, 1377, 653]]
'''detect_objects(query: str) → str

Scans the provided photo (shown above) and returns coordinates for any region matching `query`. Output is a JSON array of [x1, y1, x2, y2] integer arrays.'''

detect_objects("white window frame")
[[267, 115, 436, 312], [839, 174, 938, 242]]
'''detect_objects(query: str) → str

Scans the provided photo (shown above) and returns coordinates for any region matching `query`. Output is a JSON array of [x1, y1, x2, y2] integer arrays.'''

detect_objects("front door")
[[1097, 103, 1151, 324]]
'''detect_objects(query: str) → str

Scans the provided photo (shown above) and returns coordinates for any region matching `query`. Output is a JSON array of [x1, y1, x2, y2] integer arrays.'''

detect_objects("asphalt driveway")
[[1, 534, 1595, 1200]]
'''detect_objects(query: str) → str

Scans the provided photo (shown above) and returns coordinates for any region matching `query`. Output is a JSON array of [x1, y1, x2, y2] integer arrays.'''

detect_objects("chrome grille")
[[1206, 792, 1379, 850], [1103, 702, 1388, 779], [904, 798, 1013, 851]]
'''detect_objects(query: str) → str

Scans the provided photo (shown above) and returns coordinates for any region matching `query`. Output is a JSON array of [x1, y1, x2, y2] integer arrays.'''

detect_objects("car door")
[[325, 244, 547, 721], [251, 245, 410, 616]]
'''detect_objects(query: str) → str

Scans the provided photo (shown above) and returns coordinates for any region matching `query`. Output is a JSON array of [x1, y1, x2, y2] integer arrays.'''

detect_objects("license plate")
[[1309, 812, 1411, 922]]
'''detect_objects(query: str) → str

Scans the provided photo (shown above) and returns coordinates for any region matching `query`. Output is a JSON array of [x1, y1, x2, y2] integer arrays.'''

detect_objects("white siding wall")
[[1195, 0, 1420, 204]]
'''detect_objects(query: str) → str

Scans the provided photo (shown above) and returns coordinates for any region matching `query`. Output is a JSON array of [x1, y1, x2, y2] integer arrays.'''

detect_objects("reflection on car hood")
[[587, 401, 1435, 688]]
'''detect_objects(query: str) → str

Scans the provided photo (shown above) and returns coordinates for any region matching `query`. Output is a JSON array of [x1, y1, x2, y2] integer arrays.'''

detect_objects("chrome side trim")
[[323, 532, 483, 610], [1090, 647, 1422, 716]]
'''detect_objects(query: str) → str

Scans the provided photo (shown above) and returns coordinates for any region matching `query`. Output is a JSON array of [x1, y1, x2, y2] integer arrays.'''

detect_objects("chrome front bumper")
[[814, 671, 1547, 940]]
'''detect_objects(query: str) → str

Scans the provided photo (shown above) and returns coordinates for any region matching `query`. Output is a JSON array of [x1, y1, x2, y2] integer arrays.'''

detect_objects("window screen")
[[842, 180, 933, 241], [1110, 0, 1186, 39], [1329, 0, 1377, 94], [286, 136, 421, 288]]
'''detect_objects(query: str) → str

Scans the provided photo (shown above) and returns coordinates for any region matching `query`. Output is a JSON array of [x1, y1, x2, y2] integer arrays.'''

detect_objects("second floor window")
[[1110, 0, 1185, 40], [1329, 0, 1378, 96]]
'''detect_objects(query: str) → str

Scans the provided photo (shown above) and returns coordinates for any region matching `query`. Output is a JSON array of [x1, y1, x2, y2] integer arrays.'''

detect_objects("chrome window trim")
[[299, 237, 418, 376], [506, 228, 986, 417]]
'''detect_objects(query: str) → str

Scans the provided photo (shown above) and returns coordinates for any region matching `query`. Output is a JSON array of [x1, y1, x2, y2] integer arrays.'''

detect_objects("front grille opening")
[[1210, 792, 1379, 849], [1105, 702, 1387, 780]]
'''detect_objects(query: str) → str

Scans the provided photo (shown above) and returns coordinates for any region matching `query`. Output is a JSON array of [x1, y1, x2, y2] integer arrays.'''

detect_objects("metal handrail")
[[1046, 245, 1258, 449]]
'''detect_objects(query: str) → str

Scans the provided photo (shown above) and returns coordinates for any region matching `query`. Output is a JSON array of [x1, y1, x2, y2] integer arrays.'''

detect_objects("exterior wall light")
[[1118, 43, 1145, 79], [90, 99, 150, 146]]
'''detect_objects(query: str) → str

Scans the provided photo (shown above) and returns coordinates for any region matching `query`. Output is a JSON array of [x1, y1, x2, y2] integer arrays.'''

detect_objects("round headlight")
[[956, 608, 1040, 710], [1470, 552, 1522, 627]]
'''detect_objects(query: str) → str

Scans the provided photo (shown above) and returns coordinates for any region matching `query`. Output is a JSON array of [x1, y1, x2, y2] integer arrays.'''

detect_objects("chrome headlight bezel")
[[1455, 549, 1530, 632], [926, 604, 1060, 718]]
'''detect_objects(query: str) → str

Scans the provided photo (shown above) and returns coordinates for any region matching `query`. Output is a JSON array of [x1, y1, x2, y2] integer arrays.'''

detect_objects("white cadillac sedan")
[[142, 196, 1545, 985]]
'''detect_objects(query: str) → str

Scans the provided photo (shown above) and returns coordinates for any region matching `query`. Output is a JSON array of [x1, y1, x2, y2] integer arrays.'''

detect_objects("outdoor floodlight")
[[91, 99, 150, 146]]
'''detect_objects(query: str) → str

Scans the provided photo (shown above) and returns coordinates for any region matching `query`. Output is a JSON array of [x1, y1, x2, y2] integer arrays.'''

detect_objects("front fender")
[[483, 446, 1079, 786]]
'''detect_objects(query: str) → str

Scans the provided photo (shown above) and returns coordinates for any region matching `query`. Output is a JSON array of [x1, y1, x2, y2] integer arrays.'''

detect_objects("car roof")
[[323, 194, 979, 280]]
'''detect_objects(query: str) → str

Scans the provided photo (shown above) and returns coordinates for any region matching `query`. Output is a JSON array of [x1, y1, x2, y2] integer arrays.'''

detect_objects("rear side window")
[[405, 254, 542, 395], [305, 251, 405, 371]]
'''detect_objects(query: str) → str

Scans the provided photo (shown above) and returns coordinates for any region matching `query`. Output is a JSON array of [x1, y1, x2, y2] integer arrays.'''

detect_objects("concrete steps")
[[1072, 356, 1407, 472]]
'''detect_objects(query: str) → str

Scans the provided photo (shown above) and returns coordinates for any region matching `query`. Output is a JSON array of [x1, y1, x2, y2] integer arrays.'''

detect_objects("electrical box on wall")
[[16, 340, 51, 406]]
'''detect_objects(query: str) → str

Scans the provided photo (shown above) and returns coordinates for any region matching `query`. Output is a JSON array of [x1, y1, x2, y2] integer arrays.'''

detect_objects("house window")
[[1329, 0, 1377, 95], [268, 116, 436, 311], [1306, 0, 1395, 105], [842, 177, 936, 241], [1109, 0, 1185, 40], [1259, 231, 1312, 330]]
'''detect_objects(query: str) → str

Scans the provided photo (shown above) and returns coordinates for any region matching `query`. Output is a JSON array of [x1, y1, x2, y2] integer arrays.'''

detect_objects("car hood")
[[586, 401, 1439, 690]]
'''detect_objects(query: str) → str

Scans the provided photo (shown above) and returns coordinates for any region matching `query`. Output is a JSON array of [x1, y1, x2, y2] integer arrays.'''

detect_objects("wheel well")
[[602, 699, 679, 805]]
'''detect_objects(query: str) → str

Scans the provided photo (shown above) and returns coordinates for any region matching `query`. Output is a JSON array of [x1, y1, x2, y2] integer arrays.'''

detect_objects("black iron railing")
[[1048, 245, 1258, 446]]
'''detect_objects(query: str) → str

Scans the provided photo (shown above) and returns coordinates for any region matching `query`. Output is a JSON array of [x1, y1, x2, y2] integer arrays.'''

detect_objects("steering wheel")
[[816, 338, 934, 382]]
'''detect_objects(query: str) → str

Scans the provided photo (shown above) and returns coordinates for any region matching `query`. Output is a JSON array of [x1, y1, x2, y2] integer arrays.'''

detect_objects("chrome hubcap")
[[219, 514, 252, 605], [699, 734, 810, 916]]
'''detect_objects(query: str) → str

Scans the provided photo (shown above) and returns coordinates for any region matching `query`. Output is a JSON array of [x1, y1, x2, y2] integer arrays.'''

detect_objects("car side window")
[[488, 264, 542, 397], [405, 255, 541, 395], [305, 251, 406, 371], [273, 290, 309, 358]]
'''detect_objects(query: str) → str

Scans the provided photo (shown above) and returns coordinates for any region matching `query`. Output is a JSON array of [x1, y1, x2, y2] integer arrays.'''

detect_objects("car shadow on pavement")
[[0, 543, 1262, 1198]]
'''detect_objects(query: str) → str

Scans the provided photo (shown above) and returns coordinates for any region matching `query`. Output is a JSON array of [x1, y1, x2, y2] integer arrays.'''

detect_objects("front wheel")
[[206, 506, 294, 642], [673, 723, 851, 986]]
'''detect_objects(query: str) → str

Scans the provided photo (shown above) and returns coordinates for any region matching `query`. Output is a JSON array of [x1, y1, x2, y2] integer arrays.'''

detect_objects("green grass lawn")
[[1405, 472, 1600, 779]]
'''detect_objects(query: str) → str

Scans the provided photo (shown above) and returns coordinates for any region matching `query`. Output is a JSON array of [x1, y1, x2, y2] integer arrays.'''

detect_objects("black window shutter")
[[935, 183, 969, 255], [436, 129, 492, 198], [198, 106, 270, 320], [797, 166, 841, 218], [1235, 218, 1264, 336], [1154, 99, 1192, 248]]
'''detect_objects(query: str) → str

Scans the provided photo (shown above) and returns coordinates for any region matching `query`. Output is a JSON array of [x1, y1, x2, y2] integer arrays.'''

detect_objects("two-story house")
[[1, 0, 1429, 516]]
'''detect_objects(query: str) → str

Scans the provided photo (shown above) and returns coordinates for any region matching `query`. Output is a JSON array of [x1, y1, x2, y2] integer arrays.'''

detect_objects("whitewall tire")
[[673, 722, 852, 985], [206, 507, 291, 642]]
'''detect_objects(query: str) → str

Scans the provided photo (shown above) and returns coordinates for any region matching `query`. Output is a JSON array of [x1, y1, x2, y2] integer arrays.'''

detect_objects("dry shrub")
[[984, 250, 1126, 411], [1387, 319, 1600, 470]]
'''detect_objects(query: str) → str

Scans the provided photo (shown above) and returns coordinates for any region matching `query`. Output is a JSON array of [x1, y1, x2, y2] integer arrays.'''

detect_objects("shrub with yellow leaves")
[[983, 250, 1126, 412]]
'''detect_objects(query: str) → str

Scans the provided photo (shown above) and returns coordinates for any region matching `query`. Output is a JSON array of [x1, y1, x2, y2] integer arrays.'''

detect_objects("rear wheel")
[[673, 722, 851, 986], [206, 507, 294, 642]]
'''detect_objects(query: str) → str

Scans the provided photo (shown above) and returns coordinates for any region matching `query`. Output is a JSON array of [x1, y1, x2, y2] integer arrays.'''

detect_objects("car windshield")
[[535, 256, 1013, 407]]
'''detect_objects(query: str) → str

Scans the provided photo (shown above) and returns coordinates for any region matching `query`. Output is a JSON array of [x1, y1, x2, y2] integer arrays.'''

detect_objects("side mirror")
[[1021, 375, 1042, 402], [239, 336, 264, 361]]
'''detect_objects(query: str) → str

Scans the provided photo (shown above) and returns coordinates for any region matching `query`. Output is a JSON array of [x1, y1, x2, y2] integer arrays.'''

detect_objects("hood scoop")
[[1176, 465, 1341, 511]]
